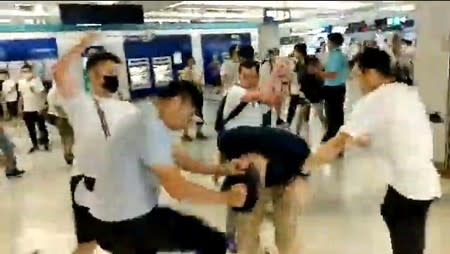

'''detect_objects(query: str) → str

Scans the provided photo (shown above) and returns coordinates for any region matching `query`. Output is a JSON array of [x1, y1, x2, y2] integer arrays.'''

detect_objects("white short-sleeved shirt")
[[341, 83, 441, 200], [2, 79, 17, 102], [18, 78, 46, 112], [223, 85, 263, 130], [221, 60, 239, 90], [62, 93, 173, 222]]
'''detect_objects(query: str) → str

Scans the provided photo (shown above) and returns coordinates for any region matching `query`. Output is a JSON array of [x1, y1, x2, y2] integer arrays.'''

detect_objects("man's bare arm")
[[151, 165, 246, 206], [53, 34, 97, 99]]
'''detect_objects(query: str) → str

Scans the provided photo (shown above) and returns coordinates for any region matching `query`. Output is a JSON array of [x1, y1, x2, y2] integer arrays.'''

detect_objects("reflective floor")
[[1, 100, 450, 254]]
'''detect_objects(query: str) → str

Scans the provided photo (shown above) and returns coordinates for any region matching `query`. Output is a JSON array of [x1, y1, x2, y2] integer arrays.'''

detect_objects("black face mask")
[[102, 75, 119, 93]]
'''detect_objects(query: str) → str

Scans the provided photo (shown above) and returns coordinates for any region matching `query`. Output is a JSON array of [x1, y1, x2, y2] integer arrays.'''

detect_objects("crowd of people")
[[0, 30, 439, 254]]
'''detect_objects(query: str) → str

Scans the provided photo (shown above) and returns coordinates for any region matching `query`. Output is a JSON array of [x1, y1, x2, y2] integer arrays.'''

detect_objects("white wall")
[[414, 2, 450, 164]]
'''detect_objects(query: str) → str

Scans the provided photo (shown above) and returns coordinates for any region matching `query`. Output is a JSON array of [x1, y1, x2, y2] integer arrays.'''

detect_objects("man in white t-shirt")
[[223, 61, 264, 131], [220, 45, 240, 94], [18, 64, 49, 153], [307, 48, 441, 254], [0, 71, 18, 120], [54, 34, 248, 254]]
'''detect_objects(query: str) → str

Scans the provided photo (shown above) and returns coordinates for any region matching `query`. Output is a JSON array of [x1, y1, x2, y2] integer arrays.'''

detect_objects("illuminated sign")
[[263, 8, 291, 23]]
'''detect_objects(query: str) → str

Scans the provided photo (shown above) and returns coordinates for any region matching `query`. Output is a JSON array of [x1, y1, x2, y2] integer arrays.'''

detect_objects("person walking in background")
[[0, 70, 18, 120], [47, 84, 74, 165], [221, 45, 240, 94], [180, 55, 207, 141], [344, 55, 363, 122], [18, 64, 49, 153], [316, 33, 348, 142]]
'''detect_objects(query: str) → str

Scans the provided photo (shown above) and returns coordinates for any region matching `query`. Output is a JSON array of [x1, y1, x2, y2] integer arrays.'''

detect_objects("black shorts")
[[95, 207, 227, 254], [70, 175, 97, 244]]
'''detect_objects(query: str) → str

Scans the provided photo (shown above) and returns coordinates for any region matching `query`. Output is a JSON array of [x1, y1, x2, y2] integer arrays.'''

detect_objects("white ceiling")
[[0, 1, 416, 31]]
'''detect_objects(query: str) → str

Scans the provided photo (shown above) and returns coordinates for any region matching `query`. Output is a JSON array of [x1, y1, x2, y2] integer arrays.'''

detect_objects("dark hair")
[[21, 64, 33, 71], [349, 53, 361, 69], [357, 48, 392, 77], [157, 80, 202, 110], [305, 55, 320, 66], [86, 52, 122, 71], [238, 45, 255, 61], [327, 33, 344, 47], [229, 44, 239, 57], [294, 43, 307, 57], [239, 60, 260, 74]]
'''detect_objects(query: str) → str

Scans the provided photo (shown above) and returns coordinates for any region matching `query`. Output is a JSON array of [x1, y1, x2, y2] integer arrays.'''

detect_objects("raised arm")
[[53, 33, 97, 99]]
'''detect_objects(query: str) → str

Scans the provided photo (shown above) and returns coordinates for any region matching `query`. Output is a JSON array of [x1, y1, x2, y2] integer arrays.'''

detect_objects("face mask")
[[102, 75, 119, 93]]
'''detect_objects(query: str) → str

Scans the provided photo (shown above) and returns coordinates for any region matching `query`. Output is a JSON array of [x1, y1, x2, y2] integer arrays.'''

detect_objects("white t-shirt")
[[223, 85, 263, 130], [341, 83, 441, 200], [18, 78, 46, 112], [221, 60, 239, 90], [2, 79, 17, 102], [62, 93, 173, 222], [180, 66, 203, 84]]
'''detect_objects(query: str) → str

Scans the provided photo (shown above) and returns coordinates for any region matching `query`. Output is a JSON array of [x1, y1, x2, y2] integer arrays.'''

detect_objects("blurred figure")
[[47, 84, 74, 165], [18, 64, 49, 153], [343, 55, 363, 122], [0, 70, 18, 120], [287, 43, 308, 127], [180, 55, 207, 141], [299, 56, 326, 129], [316, 41, 328, 65], [316, 33, 348, 142], [221, 45, 240, 94], [259, 48, 279, 127], [0, 126, 24, 178], [238, 45, 255, 62]]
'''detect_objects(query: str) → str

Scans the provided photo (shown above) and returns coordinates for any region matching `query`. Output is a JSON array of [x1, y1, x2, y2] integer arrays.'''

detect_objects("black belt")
[[82, 175, 96, 192]]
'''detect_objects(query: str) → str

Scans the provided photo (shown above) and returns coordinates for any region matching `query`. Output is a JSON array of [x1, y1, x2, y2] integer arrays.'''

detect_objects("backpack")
[[214, 95, 248, 134]]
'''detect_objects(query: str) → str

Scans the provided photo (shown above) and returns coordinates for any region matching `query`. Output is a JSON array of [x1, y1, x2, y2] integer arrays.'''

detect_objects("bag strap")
[[92, 98, 111, 139], [222, 101, 248, 126]]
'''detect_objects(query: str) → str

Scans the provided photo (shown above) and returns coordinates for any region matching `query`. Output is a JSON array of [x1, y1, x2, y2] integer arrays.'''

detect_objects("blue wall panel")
[[0, 38, 58, 61], [200, 33, 251, 86], [124, 34, 192, 99]]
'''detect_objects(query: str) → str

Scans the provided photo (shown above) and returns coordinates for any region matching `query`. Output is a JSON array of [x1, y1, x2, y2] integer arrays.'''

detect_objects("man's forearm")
[[176, 180, 227, 204], [175, 152, 223, 175]]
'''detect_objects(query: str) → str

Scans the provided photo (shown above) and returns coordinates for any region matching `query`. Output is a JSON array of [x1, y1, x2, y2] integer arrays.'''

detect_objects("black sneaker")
[[28, 146, 38, 154], [44, 144, 50, 151], [6, 169, 25, 178]]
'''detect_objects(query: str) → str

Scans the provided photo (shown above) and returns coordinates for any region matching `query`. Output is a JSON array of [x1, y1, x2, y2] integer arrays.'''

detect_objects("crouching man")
[[216, 126, 312, 254]]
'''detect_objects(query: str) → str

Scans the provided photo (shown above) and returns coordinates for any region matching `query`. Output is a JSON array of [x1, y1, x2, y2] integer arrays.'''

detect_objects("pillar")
[[258, 23, 280, 58], [414, 2, 450, 174]]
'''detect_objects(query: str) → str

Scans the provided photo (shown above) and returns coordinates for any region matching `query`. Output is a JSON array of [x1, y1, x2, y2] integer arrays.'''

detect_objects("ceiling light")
[[145, 10, 262, 19], [379, 4, 415, 12], [144, 18, 191, 23], [94, 1, 118, 4], [0, 19, 11, 23], [175, 1, 373, 10]]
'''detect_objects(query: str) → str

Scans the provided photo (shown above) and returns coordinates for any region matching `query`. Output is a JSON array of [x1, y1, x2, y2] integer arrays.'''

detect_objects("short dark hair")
[[21, 64, 33, 71], [357, 48, 392, 77], [229, 45, 239, 57], [157, 80, 202, 110], [294, 43, 307, 57], [86, 52, 122, 71], [238, 45, 255, 61], [327, 33, 344, 47], [305, 55, 320, 67], [239, 60, 260, 74]]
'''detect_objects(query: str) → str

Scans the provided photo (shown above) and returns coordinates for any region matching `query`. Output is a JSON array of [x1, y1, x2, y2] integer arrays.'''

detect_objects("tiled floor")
[[1, 100, 450, 254]]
